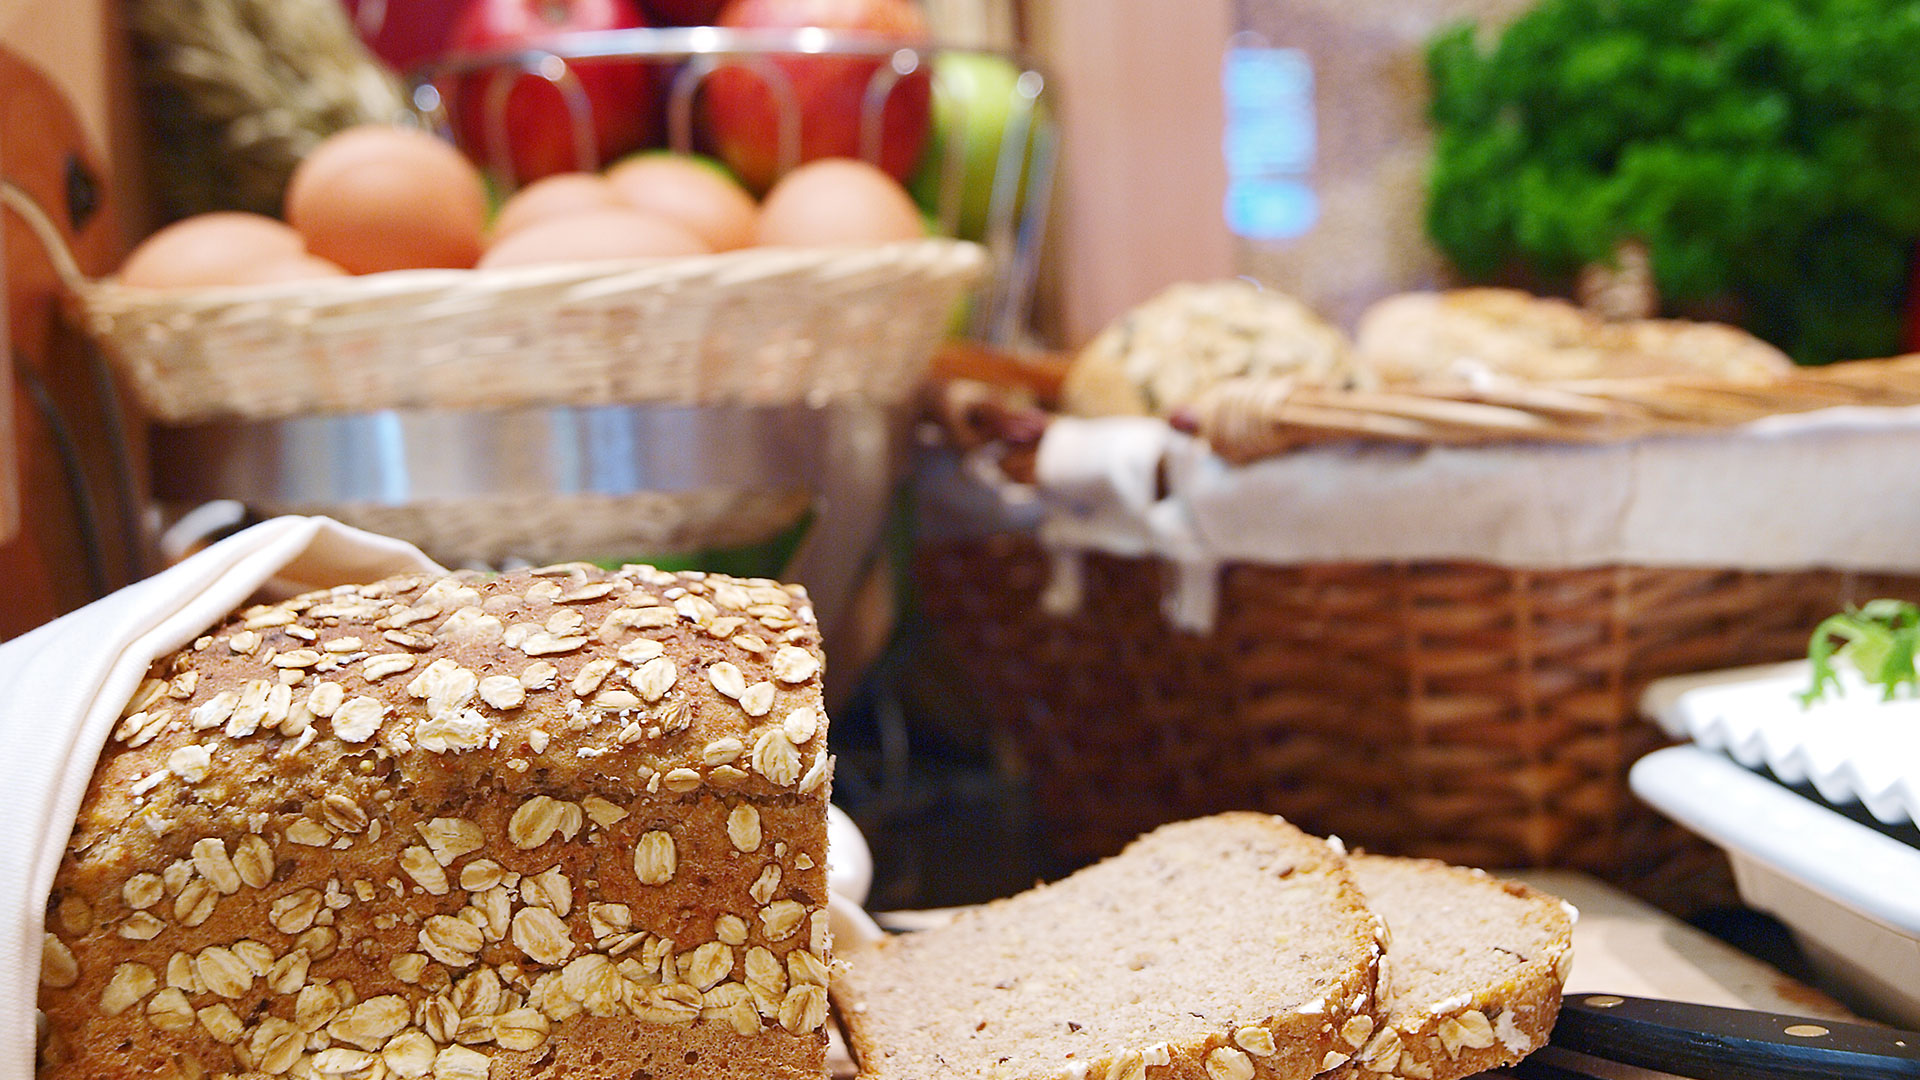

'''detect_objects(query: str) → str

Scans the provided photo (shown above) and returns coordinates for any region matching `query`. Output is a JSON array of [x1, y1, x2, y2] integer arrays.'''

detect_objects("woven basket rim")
[[1188, 353, 1920, 462], [80, 236, 988, 421], [77, 237, 987, 314]]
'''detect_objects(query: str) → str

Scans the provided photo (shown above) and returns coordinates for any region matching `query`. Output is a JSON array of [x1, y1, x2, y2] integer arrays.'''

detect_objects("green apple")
[[912, 52, 1044, 242], [608, 148, 743, 186]]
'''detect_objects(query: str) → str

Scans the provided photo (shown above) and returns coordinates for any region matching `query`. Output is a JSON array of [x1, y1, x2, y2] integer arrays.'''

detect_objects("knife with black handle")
[[1504, 993, 1920, 1080]]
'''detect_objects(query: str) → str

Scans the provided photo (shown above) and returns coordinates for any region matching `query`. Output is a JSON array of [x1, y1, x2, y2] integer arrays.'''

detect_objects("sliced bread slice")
[[1326, 854, 1575, 1080], [833, 812, 1386, 1080]]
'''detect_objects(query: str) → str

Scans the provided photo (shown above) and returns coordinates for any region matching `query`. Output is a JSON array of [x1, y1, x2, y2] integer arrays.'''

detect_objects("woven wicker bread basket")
[[916, 347, 1920, 917]]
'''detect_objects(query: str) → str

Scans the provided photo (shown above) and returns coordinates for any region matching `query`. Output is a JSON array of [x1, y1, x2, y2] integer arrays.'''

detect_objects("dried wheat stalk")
[[131, 0, 414, 218]]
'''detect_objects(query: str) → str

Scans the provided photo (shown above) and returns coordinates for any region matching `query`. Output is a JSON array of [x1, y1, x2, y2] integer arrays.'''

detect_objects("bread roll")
[[37, 564, 834, 1080], [1063, 281, 1360, 418], [1353, 288, 1793, 385]]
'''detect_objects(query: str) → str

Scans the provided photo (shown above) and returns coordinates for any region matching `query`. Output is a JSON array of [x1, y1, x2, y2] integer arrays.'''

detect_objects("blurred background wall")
[[0, 0, 145, 636]]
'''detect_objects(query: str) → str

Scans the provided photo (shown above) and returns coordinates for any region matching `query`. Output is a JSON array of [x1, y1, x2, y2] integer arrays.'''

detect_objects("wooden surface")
[[0, 7, 146, 638], [1, 173, 11, 544], [1512, 870, 1855, 1021]]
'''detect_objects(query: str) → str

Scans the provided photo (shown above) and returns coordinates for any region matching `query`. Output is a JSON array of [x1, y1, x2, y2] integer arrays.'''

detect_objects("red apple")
[[701, 0, 931, 193], [1907, 244, 1920, 353], [450, 0, 660, 185], [340, 0, 470, 74], [642, 0, 728, 23]]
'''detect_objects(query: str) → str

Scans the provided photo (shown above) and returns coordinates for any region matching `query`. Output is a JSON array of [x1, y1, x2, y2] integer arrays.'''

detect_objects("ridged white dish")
[[1631, 745, 1920, 1026], [1639, 660, 1920, 826]]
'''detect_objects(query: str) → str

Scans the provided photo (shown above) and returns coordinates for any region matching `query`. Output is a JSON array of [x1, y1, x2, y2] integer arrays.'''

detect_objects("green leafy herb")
[[1426, 0, 1920, 365], [1802, 598, 1920, 704]]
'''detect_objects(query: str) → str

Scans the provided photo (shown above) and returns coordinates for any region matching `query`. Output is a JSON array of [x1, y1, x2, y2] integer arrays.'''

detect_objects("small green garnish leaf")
[[1802, 599, 1920, 706]]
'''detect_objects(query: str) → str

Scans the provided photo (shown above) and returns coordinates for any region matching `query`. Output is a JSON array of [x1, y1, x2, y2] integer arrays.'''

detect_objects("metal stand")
[[150, 400, 913, 686]]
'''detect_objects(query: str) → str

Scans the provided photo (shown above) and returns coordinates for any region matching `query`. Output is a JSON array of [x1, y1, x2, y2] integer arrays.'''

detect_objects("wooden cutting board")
[[1511, 870, 1856, 1021]]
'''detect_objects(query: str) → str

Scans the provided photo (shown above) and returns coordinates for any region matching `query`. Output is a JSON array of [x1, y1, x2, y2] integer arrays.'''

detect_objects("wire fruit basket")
[[410, 25, 1056, 345]]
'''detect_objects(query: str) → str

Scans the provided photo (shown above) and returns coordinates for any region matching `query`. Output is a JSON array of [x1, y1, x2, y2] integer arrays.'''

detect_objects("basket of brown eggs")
[[83, 2, 1025, 424], [41, 125, 982, 423], [916, 279, 1920, 917], [0, 128, 980, 567]]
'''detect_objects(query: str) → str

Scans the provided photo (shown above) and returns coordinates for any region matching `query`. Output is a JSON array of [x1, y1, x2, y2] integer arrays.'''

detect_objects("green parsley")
[[1426, 0, 1920, 365], [1802, 598, 1920, 704]]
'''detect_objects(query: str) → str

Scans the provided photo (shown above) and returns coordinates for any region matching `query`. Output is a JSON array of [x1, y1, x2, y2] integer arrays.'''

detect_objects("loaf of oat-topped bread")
[[37, 563, 834, 1080]]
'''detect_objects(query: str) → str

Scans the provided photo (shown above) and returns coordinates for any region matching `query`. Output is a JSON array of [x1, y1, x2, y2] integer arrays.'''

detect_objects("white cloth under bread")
[[1033, 406, 1920, 633]]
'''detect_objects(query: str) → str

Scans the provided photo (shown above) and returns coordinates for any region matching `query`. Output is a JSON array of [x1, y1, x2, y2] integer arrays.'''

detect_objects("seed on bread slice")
[[833, 812, 1386, 1080], [1325, 854, 1575, 1080]]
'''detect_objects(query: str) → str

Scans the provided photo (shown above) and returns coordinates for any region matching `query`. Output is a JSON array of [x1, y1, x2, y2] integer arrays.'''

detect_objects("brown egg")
[[118, 212, 309, 288], [605, 155, 759, 251], [754, 157, 926, 248], [490, 172, 624, 242], [228, 253, 352, 286], [477, 208, 712, 269], [286, 125, 489, 273]]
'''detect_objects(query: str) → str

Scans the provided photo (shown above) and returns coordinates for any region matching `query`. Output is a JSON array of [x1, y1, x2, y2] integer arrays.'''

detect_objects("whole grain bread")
[[1062, 281, 1362, 418], [1353, 288, 1792, 385], [833, 812, 1387, 1080], [1326, 854, 1574, 1080], [38, 563, 835, 1080]]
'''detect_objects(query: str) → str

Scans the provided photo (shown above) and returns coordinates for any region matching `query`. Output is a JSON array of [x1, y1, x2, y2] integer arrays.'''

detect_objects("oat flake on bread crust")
[[38, 563, 834, 1080], [1323, 854, 1574, 1080]]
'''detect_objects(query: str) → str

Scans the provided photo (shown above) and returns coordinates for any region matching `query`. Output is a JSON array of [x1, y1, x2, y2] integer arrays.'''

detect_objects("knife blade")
[[1507, 992, 1920, 1080]]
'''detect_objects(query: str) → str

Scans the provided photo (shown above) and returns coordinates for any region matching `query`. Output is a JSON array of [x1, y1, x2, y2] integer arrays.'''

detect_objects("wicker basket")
[[913, 350, 1920, 916], [1, 178, 982, 422], [76, 240, 984, 422], [3, 181, 981, 563], [918, 537, 1920, 915]]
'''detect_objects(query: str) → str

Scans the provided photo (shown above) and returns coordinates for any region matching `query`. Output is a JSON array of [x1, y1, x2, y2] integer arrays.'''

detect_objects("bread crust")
[[1062, 281, 1359, 418], [1353, 287, 1792, 385], [37, 563, 834, 1080], [834, 812, 1388, 1080], [1324, 855, 1573, 1080]]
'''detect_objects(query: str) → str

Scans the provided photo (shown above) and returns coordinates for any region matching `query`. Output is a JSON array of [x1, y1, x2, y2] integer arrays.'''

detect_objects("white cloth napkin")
[[1034, 406, 1920, 633], [0, 516, 442, 1080]]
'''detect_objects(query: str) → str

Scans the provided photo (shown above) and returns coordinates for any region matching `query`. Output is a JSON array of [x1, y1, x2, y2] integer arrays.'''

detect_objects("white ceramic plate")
[[1639, 661, 1920, 826], [1630, 745, 1920, 1026]]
